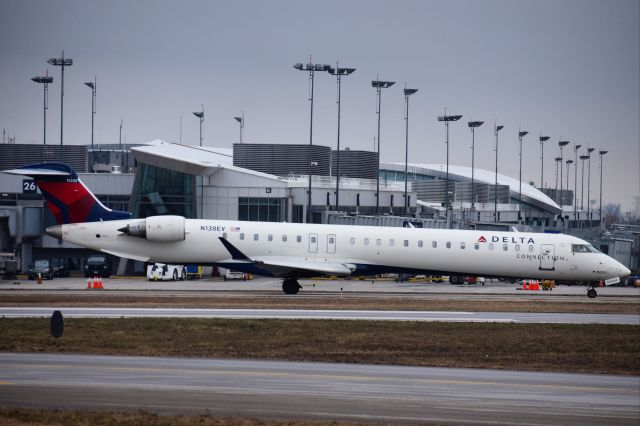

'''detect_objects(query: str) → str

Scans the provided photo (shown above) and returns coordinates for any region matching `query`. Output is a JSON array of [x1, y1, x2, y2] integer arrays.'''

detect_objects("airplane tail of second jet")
[[3, 162, 131, 224]]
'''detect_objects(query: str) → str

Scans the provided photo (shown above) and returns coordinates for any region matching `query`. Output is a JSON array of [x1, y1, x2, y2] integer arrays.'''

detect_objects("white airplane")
[[5, 163, 631, 298]]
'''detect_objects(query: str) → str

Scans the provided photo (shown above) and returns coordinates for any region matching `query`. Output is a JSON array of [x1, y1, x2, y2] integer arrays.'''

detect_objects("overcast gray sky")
[[1, 0, 638, 210]]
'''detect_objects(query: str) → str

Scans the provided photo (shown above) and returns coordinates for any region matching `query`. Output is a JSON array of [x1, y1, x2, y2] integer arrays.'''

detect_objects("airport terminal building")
[[1, 140, 636, 274]]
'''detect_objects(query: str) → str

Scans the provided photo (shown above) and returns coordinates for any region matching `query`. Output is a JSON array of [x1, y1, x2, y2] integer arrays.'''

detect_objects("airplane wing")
[[218, 237, 354, 278]]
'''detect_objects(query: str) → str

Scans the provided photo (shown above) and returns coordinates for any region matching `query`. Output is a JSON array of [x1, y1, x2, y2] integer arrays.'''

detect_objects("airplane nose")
[[46, 225, 62, 239]]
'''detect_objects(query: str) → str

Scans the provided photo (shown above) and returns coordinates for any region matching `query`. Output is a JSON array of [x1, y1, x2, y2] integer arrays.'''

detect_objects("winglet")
[[218, 237, 252, 261]]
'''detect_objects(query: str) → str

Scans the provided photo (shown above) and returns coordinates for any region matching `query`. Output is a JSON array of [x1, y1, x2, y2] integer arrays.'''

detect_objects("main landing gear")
[[282, 278, 301, 295], [587, 286, 598, 299]]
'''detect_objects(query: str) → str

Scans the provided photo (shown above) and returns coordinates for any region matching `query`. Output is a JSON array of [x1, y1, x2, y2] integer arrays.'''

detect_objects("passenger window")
[[474, 243, 480, 250], [446, 242, 451, 249], [515, 244, 520, 252], [364, 238, 370, 246], [240, 233, 245, 240], [222, 232, 227, 239], [460, 242, 465, 249], [432, 241, 437, 248], [418, 240, 423, 248], [503, 244, 508, 251], [350, 237, 356, 245], [268, 234, 273, 242], [489, 243, 494, 250], [254, 234, 259, 241], [296, 235, 302, 243], [376, 239, 382, 246], [404, 240, 409, 247], [282, 235, 287, 242], [528, 245, 534, 252], [389, 239, 395, 247]]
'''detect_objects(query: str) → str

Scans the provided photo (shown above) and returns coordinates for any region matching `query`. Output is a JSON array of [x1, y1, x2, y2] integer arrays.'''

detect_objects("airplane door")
[[327, 234, 336, 254], [308, 233, 318, 253], [539, 244, 555, 271]]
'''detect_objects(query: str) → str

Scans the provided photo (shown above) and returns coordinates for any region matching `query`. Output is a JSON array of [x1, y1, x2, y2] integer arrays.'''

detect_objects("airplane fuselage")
[[50, 218, 629, 282]]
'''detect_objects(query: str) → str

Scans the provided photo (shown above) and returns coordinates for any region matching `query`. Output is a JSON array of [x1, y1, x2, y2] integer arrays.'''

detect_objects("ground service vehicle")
[[147, 263, 186, 281]]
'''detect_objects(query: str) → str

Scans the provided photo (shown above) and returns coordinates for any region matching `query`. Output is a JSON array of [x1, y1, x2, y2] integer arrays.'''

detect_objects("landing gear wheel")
[[587, 288, 597, 299], [449, 275, 462, 285], [282, 279, 301, 295]]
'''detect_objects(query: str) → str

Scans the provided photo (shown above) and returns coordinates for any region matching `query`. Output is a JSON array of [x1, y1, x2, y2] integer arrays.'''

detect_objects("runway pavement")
[[0, 353, 637, 425], [2, 306, 639, 324]]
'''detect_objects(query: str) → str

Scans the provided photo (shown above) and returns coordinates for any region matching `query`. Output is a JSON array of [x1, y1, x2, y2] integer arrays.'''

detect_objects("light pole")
[[539, 135, 550, 188], [468, 120, 484, 212], [294, 62, 331, 223], [233, 113, 244, 144], [555, 157, 562, 204], [193, 105, 204, 146], [372, 79, 396, 214], [587, 147, 595, 222], [579, 154, 589, 212], [31, 73, 53, 145], [566, 159, 574, 224], [494, 124, 504, 222], [119, 119, 123, 150], [518, 130, 529, 222], [328, 64, 356, 212], [558, 140, 570, 207], [47, 51, 73, 162], [599, 150, 608, 227], [438, 111, 463, 225], [84, 77, 96, 149], [574, 144, 581, 219], [403, 86, 418, 214]]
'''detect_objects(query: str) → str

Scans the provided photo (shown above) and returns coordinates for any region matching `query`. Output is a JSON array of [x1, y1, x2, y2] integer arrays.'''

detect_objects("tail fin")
[[3, 162, 132, 224]]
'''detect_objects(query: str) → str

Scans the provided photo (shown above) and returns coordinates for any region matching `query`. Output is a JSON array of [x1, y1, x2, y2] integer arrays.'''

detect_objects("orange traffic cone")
[[97, 276, 103, 289], [87, 277, 92, 289]]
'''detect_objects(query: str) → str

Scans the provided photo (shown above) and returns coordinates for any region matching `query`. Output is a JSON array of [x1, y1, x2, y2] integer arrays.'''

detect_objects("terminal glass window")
[[238, 197, 287, 222], [132, 164, 194, 218]]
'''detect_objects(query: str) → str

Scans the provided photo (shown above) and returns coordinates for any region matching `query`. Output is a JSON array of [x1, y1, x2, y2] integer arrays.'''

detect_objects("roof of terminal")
[[132, 140, 281, 180], [382, 162, 561, 214]]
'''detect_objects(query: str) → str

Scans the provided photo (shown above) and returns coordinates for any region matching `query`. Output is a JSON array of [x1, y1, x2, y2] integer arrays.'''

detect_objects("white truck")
[[146, 263, 186, 281]]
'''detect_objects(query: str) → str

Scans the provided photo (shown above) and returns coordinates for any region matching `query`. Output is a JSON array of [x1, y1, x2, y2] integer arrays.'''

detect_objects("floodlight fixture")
[[47, 50, 73, 161], [519, 130, 529, 138], [31, 73, 53, 145], [468, 121, 483, 128], [438, 114, 462, 122], [558, 140, 570, 147]]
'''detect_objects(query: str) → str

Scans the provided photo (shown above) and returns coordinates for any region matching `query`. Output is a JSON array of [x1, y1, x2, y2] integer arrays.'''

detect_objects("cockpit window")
[[572, 244, 599, 253]]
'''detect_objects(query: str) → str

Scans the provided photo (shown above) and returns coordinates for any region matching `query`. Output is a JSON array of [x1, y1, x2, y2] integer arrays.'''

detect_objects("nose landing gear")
[[587, 286, 598, 299], [282, 278, 301, 295]]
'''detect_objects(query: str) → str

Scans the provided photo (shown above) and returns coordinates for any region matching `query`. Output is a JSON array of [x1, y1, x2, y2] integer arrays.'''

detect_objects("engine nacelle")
[[118, 215, 186, 242]]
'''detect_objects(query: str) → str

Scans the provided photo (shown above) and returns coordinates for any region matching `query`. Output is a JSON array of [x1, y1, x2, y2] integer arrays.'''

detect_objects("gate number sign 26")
[[23, 179, 37, 193]]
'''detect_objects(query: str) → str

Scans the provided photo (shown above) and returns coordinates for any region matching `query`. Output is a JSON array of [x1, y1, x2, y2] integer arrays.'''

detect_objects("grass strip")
[[1, 318, 638, 375], [1, 294, 638, 314], [0, 408, 354, 426]]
